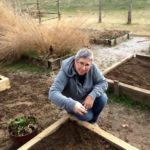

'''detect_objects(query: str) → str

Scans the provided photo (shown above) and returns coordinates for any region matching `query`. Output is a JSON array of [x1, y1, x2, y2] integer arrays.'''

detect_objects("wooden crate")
[[0, 75, 11, 92], [103, 54, 150, 105], [18, 114, 139, 150]]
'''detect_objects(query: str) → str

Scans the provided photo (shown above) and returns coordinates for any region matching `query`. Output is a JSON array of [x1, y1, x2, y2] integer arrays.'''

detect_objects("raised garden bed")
[[87, 29, 130, 46], [18, 115, 138, 150], [104, 54, 150, 105], [0, 75, 10, 92], [21, 54, 72, 71]]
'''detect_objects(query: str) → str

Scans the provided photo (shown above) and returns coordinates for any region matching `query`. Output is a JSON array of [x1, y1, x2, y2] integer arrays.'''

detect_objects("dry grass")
[[0, 1, 89, 63], [0, 1, 47, 62], [86, 12, 150, 36], [56, 12, 150, 36], [45, 17, 90, 58]]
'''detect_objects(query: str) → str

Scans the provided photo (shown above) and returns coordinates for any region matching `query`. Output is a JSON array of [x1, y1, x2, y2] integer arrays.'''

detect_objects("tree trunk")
[[127, 0, 132, 24]]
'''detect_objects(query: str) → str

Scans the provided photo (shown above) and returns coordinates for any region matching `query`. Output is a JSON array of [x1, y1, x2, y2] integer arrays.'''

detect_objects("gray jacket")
[[48, 56, 108, 112]]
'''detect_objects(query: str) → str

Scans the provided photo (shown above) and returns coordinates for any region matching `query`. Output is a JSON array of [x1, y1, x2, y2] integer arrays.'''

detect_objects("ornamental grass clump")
[[0, 1, 48, 63], [0, 1, 90, 63], [47, 18, 90, 58]]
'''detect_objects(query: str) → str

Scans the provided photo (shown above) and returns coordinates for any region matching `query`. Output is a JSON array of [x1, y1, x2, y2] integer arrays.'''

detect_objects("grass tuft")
[[108, 91, 150, 111]]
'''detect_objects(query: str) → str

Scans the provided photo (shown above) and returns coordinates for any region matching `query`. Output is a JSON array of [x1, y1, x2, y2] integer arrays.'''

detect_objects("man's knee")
[[101, 93, 108, 105], [95, 93, 108, 106], [73, 110, 93, 122]]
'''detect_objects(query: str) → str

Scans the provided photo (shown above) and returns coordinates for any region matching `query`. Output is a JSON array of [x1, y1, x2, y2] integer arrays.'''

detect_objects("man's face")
[[75, 58, 92, 75]]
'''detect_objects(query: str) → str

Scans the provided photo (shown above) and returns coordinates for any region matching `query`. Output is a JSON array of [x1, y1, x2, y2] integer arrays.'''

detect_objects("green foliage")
[[9, 116, 38, 136], [0, 61, 50, 73]]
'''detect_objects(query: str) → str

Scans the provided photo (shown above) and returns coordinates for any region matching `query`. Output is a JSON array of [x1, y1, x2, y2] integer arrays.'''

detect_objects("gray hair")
[[75, 48, 94, 61]]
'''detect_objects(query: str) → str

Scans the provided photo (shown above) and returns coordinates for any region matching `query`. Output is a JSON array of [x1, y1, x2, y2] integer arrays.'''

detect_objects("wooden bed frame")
[[103, 54, 150, 105], [18, 114, 139, 150]]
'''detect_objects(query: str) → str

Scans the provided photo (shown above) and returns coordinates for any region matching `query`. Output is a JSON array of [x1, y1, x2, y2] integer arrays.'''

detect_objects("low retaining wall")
[[21, 54, 72, 71], [90, 33, 130, 46]]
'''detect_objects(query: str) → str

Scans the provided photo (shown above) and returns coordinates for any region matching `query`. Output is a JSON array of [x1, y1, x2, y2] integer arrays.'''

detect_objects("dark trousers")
[[70, 93, 108, 123]]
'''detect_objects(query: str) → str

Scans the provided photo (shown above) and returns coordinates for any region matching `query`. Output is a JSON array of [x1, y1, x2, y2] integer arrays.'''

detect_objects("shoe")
[[93, 123, 99, 127]]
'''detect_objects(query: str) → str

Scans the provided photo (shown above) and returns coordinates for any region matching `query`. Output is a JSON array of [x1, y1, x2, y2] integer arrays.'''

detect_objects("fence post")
[[127, 0, 132, 24], [114, 80, 120, 96], [36, 0, 41, 24], [57, 0, 61, 20], [98, 0, 102, 23]]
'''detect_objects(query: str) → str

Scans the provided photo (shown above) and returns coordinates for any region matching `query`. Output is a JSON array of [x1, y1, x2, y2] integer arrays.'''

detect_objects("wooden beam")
[[103, 54, 133, 75], [119, 82, 150, 104], [105, 54, 150, 104], [18, 114, 139, 150], [0, 75, 11, 92], [107, 76, 150, 105], [136, 54, 150, 59], [18, 114, 70, 150], [70, 116, 139, 150]]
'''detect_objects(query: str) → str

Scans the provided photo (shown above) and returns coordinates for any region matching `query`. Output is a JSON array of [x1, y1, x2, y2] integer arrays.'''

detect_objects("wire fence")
[[5, 0, 150, 25], [5, 0, 61, 24]]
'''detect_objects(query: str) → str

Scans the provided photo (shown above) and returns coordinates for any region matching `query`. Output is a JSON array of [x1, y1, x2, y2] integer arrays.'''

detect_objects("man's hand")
[[83, 95, 94, 110], [74, 102, 87, 115]]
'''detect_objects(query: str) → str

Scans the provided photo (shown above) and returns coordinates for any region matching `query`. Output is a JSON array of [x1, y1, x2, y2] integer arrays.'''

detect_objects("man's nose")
[[81, 65, 86, 70]]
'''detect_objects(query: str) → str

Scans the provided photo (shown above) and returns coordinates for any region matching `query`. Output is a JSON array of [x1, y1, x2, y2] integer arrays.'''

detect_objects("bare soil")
[[0, 68, 150, 150], [30, 120, 120, 150], [105, 56, 150, 90]]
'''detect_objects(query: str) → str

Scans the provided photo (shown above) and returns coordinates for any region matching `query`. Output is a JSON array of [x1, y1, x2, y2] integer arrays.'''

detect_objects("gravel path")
[[92, 36, 150, 70]]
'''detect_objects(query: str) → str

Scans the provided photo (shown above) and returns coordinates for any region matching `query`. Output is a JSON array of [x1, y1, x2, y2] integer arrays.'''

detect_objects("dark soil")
[[83, 29, 129, 40], [106, 56, 150, 90], [0, 68, 150, 150], [30, 120, 120, 150], [92, 30, 129, 40]]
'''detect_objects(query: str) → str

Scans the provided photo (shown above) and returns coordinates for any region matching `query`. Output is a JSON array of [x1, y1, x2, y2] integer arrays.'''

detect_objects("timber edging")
[[18, 114, 139, 150], [103, 54, 150, 105], [0, 75, 11, 92]]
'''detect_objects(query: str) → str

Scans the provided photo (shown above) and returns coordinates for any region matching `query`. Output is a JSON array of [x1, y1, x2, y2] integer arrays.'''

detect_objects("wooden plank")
[[131, 34, 150, 38], [0, 75, 11, 92], [115, 34, 128, 45], [103, 54, 133, 75], [70, 116, 139, 150], [48, 54, 73, 70], [107, 78, 150, 105], [18, 114, 70, 150], [136, 54, 150, 59], [18, 113, 139, 150], [108, 39, 115, 46], [119, 82, 150, 105], [105, 54, 150, 104]]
